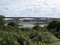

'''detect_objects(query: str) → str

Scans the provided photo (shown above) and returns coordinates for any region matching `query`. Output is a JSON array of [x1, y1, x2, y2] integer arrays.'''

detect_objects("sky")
[[0, 0, 60, 18]]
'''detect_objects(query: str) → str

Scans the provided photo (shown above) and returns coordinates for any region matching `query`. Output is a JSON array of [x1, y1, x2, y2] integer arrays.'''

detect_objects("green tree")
[[47, 20, 60, 38], [0, 15, 5, 29], [47, 20, 58, 30], [7, 22, 17, 26]]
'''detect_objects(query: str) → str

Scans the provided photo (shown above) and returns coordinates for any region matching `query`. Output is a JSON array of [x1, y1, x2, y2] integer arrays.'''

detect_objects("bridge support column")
[[14, 18, 20, 26], [46, 18, 50, 25]]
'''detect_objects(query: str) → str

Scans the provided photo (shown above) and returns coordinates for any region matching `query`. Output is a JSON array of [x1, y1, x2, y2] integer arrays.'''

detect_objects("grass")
[[19, 22, 34, 24]]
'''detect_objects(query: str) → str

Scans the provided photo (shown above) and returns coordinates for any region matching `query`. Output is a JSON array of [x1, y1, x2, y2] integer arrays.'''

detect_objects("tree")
[[47, 20, 58, 30], [56, 22, 60, 32], [0, 15, 5, 28], [47, 20, 60, 38], [7, 22, 17, 26]]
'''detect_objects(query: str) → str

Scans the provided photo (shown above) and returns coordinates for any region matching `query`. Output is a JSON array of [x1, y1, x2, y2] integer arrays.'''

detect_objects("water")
[[19, 24, 46, 28]]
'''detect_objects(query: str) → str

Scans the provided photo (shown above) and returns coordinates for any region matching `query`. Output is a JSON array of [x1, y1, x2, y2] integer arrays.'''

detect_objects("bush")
[[29, 31, 59, 44], [17, 37, 25, 45], [7, 22, 17, 26], [20, 27, 31, 31], [32, 25, 40, 30], [47, 20, 57, 30], [47, 20, 60, 38], [47, 20, 60, 32]]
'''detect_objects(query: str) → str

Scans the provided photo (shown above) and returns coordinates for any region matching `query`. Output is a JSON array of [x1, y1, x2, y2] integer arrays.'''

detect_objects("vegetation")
[[0, 15, 60, 45], [7, 22, 17, 26], [47, 20, 60, 38], [0, 15, 5, 30]]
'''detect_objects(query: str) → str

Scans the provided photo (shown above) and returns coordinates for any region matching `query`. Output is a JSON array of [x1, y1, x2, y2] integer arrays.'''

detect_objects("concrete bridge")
[[4, 17, 60, 26]]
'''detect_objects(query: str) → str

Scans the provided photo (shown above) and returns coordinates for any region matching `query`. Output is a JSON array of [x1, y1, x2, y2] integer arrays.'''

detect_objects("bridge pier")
[[46, 18, 50, 25], [14, 18, 20, 26]]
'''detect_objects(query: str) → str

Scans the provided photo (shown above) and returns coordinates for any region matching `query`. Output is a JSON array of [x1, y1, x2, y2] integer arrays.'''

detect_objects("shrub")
[[47, 20, 57, 30], [17, 37, 29, 45], [47, 20, 60, 32], [7, 22, 17, 26], [32, 25, 40, 30], [29, 31, 59, 44], [47, 20, 60, 38]]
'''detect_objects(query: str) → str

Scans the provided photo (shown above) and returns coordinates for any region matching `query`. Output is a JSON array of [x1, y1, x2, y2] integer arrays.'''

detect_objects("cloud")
[[47, 0, 60, 8], [0, 0, 60, 18]]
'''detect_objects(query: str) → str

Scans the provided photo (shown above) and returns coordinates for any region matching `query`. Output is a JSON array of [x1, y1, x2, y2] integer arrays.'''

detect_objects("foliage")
[[0, 17, 59, 45], [32, 25, 40, 30], [0, 15, 5, 30], [47, 20, 60, 31], [7, 22, 17, 26], [47, 20, 60, 39], [47, 20, 57, 30], [29, 31, 59, 44]]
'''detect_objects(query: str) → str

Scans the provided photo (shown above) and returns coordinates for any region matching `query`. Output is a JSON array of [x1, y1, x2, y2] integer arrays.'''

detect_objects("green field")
[[19, 22, 34, 24]]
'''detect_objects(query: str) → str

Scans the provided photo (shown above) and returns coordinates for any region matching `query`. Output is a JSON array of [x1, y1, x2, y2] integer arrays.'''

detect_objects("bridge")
[[4, 17, 60, 26]]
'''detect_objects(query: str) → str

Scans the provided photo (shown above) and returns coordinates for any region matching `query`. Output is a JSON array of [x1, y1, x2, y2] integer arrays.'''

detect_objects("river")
[[19, 24, 47, 28]]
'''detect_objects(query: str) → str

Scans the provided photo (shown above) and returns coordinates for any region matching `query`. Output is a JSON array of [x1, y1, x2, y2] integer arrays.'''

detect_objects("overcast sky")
[[0, 0, 60, 18]]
